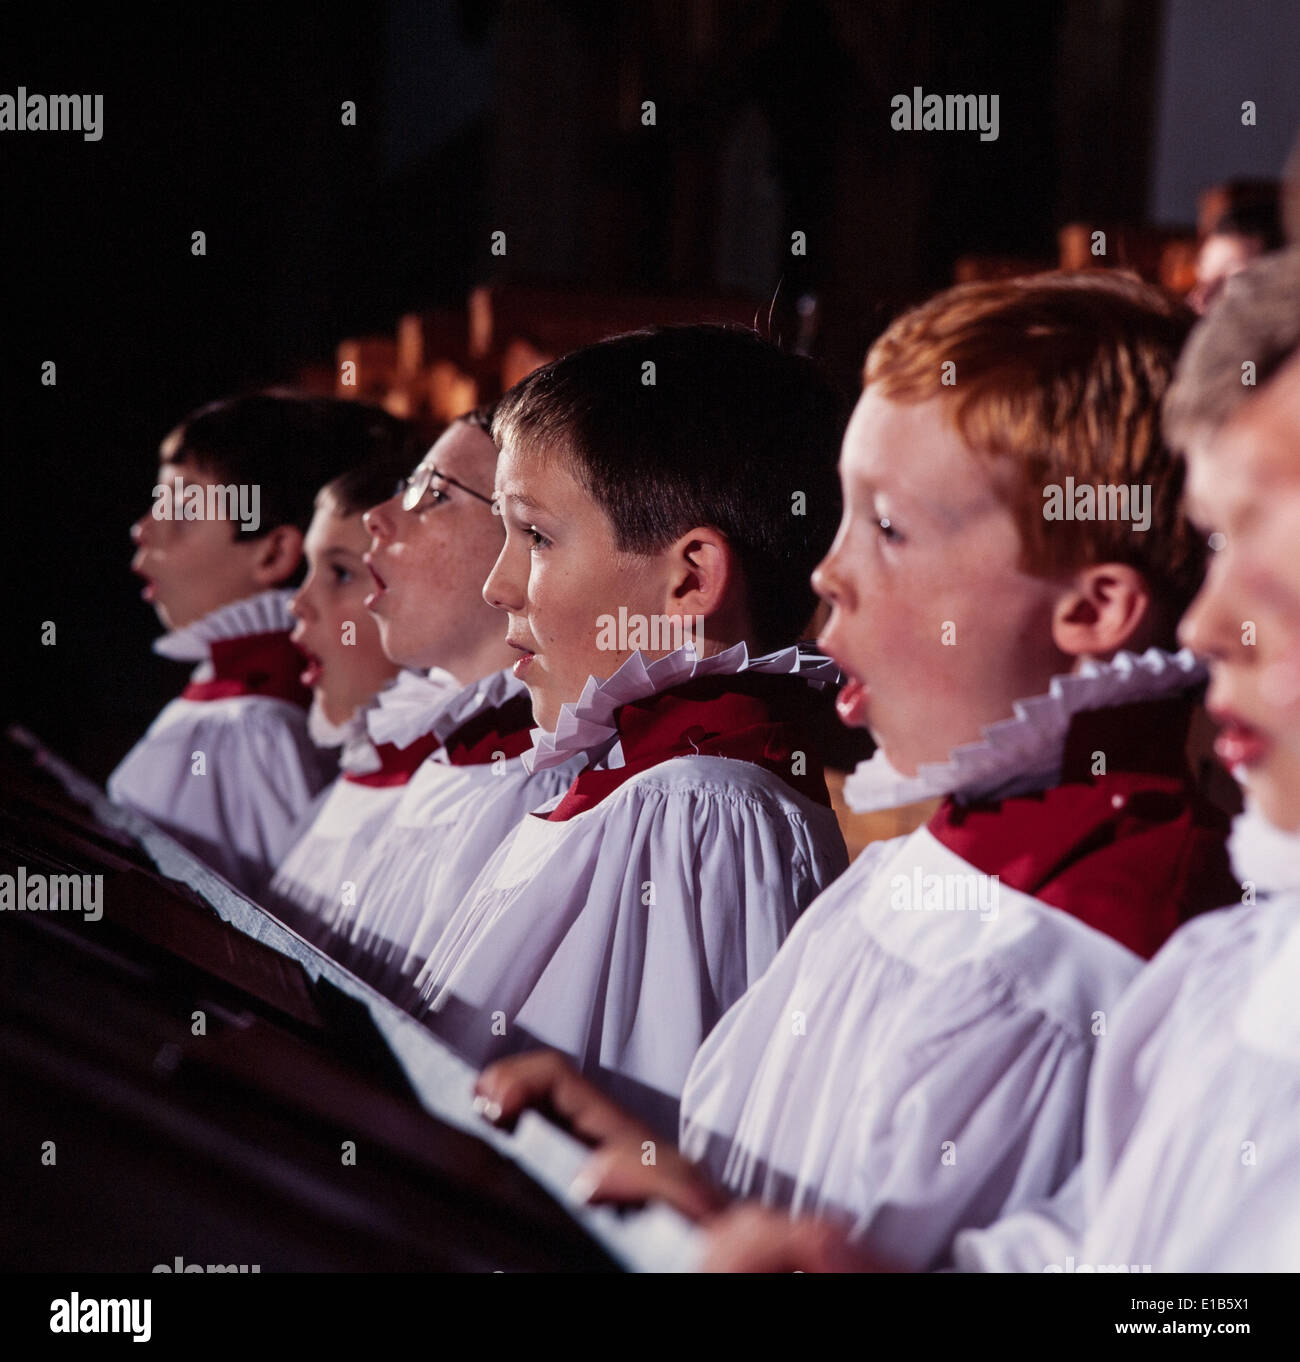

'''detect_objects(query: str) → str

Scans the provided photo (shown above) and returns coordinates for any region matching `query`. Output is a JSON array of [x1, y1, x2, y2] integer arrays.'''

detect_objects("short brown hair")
[[865, 272, 1202, 624], [493, 325, 847, 651], [1164, 246, 1300, 452]]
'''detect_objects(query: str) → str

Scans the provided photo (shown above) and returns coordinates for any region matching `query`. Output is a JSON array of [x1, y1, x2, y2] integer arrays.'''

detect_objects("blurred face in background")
[[1179, 355, 1300, 831], [291, 492, 399, 727], [130, 459, 287, 630], [1189, 232, 1266, 314]]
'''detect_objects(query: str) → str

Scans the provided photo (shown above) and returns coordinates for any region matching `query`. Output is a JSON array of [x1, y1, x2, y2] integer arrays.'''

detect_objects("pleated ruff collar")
[[843, 647, 1207, 814], [1229, 804, 1300, 1057], [524, 642, 840, 775], [153, 589, 297, 665], [308, 669, 457, 779], [1228, 803, 1300, 898]]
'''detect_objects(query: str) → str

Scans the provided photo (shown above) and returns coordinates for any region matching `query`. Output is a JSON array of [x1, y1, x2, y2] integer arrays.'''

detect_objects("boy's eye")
[[527, 525, 551, 550], [876, 516, 903, 544], [418, 487, 450, 510], [330, 564, 354, 584]]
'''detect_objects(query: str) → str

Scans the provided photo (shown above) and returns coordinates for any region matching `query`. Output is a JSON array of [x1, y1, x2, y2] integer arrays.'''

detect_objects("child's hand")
[[699, 1204, 883, 1273], [474, 1049, 650, 1146], [474, 1050, 728, 1222], [570, 1135, 729, 1224]]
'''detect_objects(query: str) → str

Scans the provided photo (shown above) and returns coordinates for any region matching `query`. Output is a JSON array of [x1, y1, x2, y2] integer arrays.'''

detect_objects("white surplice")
[[410, 643, 850, 1134], [953, 803, 1300, 1273], [324, 668, 584, 993], [679, 648, 1212, 1269], [263, 668, 460, 934], [107, 590, 335, 896]]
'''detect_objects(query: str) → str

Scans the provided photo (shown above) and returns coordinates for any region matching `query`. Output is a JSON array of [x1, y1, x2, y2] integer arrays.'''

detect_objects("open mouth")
[[835, 672, 870, 728], [131, 557, 156, 602], [1210, 709, 1270, 773], [364, 557, 388, 610], [291, 632, 324, 689], [818, 625, 869, 728], [299, 650, 324, 689]]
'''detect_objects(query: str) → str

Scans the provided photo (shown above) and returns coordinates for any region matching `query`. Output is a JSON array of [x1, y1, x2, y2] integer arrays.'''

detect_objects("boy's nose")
[[131, 513, 152, 547], [482, 542, 522, 613], [289, 583, 314, 622], [363, 495, 398, 543], [1178, 557, 1235, 660], [811, 553, 850, 611]]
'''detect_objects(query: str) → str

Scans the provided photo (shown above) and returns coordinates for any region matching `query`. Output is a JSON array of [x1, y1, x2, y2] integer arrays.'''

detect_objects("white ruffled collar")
[[308, 677, 435, 777], [363, 665, 465, 751], [524, 642, 841, 775], [842, 647, 1207, 814], [1228, 803, 1300, 897], [153, 589, 297, 663], [308, 694, 368, 750], [1231, 804, 1300, 1058]]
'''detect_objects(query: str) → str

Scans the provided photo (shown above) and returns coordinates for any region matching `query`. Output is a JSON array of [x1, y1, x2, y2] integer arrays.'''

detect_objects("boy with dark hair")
[[109, 391, 415, 896], [404, 325, 851, 1132]]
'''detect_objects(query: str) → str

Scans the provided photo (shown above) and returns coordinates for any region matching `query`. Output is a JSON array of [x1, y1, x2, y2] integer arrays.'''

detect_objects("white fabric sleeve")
[[419, 760, 847, 1130], [109, 697, 333, 896]]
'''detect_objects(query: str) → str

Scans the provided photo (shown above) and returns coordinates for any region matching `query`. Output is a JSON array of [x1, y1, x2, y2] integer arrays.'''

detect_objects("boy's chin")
[[375, 623, 434, 673], [1248, 774, 1300, 837], [527, 693, 560, 732], [150, 598, 188, 632], [308, 694, 360, 747]]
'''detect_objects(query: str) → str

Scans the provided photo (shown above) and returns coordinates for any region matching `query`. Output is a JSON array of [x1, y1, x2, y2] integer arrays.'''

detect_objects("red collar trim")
[[927, 696, 1238, 958], [343, 729, 442, 787], [443, 692, 537, 767], [546, 673, 831, 822], [181, 630, 311, 709]]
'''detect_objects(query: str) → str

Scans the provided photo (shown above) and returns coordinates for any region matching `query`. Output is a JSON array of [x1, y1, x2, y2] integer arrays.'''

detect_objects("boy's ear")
[[665, 527, 736, 621], [249, 525, 305, 589], [1051, 562, 1154, 659]]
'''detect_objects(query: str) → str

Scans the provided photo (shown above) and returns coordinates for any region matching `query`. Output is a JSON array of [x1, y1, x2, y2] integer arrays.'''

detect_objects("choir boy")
[[409, 324, 851, 1132], [109, 393, 412, 895]]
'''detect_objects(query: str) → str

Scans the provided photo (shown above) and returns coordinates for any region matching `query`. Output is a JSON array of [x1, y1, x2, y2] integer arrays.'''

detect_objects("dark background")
[[4, 0, 1298, 780]]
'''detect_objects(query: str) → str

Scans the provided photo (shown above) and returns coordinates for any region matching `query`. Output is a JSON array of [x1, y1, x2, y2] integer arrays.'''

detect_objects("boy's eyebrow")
[[502, 490, 550, 516], [852, 466, 965, 530], [1181, 492, 1212, 533]]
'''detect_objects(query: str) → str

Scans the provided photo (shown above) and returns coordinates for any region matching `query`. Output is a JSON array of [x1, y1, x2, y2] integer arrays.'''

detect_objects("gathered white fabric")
[[408, 642, 848, 1134], [415, 759, 848, 1134], [319, 668, 581, 993], [265, 776, 408, 931], [108, 590, 335, 897], [364, 665, 462, 750], [337, 751, 584, 994], [311, 668, 463, 778], [525, 641, 840, 775], [954, 806, 1300, 1273], [842, 647, 1205, 813], [1227, 801, 1300, 897], [306, 698, 383, 778], [268, 672, 459, 922], [152, 588, 298, 666], [679, 823, 1142, 1269]]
